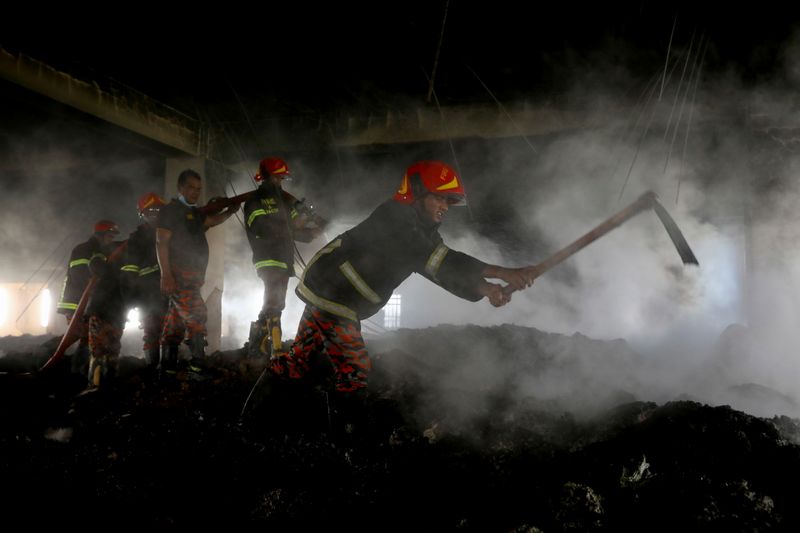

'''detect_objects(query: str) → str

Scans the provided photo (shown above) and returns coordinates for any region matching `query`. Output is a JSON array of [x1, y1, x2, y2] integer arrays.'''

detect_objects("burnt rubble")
[[2, 324, 800, 531]]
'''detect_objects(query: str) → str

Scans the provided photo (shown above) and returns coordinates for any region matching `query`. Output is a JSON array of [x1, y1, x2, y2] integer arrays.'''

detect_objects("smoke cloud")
[[4, 17, 800, 424]]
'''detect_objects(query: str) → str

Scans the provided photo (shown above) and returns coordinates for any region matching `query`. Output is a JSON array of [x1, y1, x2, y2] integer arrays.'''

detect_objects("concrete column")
[[164, 157, 226, 353]]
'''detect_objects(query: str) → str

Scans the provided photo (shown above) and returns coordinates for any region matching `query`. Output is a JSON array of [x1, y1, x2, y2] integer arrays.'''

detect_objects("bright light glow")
[[384, 293, 401, 329], [125, 307, 141, 330], [40, 289, 51, 328], [0, 287, 7, 326]]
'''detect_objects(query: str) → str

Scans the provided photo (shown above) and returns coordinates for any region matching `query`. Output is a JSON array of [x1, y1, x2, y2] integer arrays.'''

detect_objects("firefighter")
[[57, 220, 121, 375], [156, 169, 241, 375], [261, 161, 536, 419], [243, 157, 326, 358], [84, 223, 126, 389], [121, 192, 167, 373]]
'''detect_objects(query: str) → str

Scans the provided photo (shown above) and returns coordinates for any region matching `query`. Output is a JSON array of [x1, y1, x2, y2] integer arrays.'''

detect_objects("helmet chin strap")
[[411, 195, 441, 230], [409, 174, 427, 199]]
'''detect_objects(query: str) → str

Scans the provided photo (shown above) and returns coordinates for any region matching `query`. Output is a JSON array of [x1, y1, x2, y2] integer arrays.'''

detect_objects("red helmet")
[[392, 161, 466, 206], [94, 220, 120, 235], [255, 157, 290, 182], [137, 192, 166, 214]]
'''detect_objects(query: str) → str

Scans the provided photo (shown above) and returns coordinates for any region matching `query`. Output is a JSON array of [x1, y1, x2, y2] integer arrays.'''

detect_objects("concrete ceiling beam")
[[0, 47, 205, 156]]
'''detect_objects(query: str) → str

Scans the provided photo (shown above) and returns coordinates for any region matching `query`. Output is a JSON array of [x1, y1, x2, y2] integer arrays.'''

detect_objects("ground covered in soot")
[[2, 324, 800, 531]]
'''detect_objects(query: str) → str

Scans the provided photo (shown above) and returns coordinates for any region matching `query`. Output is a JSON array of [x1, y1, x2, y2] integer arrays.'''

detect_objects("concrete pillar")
[[164, 157, 227, 353]]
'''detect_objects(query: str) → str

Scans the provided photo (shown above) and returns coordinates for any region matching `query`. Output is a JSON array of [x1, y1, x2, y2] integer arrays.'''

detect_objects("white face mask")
[[178, 194, 196, 207]]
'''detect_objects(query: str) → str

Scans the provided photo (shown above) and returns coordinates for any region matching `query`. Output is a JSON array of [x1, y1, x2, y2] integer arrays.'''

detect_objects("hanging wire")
[[616, 46, 689, 201], [14, 265, 63, 325], [676, 38, 709, 204], [225, 77, 264, 152], [421, 66, 474, 221], [616, 75, 664, 202], [192, 104, 248, 229], [664, 33, 705, 174], [14, 212, 94, 323], [659, 15, 678, 101], [662, 28, 697, 142], [427, 0, 450, 104], [465, 63, 539, 154], [604, 71, 664, 185], [17, 219, 86, 292]]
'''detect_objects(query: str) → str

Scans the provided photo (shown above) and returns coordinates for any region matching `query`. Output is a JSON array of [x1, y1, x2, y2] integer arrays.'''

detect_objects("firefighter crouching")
[[249, 161, 536, 427]]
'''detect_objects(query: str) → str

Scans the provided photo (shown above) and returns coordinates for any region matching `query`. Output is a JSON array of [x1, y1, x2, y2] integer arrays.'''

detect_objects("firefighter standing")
[[243, 157, 326, 357], [156, 169, 241, 375], [263, 161, 536, 411], [57, 220, 121, 375], [121, 192, 167, 372], [84, 225, 126, 389]]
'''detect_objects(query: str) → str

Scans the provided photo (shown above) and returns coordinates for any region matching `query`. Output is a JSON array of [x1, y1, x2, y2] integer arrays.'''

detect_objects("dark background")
[[3, 3, 799, 115], [1, 2, 799, 278]]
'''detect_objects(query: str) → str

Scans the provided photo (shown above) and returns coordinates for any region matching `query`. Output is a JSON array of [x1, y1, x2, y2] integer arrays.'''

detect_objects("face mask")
[[178, 194, 196, 207]]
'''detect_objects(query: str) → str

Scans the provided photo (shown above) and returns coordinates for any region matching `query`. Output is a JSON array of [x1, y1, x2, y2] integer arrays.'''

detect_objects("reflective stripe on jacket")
[[297, 200, 487, 320]]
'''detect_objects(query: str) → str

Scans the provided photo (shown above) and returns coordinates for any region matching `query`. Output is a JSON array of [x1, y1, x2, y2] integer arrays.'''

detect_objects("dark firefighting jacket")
[[86, 241, 126, 324], [243, 182, 317, 275], [57, 235, 108, 315], [297, 199, 488, 321], [120, 224, 164, 309]]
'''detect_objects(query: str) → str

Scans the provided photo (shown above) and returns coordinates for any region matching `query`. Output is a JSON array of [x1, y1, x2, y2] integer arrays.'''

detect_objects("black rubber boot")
[[247, 319, 267, 358], [87, 354, 117, 390], [189, 334, 206, 364], [159, 344, 179, 379], [145, 345, 160, 368]]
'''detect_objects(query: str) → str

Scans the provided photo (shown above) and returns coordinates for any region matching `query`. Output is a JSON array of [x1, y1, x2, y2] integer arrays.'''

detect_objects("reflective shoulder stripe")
[[57, 302, 78, 310], [425, 243, 450, 278], [139, 265, 161, 276], [69, 258, 90, 268], [254, 259, 288, 270], [339, 261, 381, 304], [300, 238, 342, 282], [59, 278, 68, 300], [297, 281, 357, 321], [290, 208, 298, 219], [247, 209, 267, 227], [120, 264, 140, 273]]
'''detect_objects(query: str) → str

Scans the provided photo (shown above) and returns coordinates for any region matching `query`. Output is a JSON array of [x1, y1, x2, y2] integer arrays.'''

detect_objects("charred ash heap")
[[2, 324, 799, 531]]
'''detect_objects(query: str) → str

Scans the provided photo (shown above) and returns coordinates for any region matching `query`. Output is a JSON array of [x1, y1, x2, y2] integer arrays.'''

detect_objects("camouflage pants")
[[87, 315, 123, 386], [64, 313, 90, 374], [140, 300, 167, 351], [160, 270, 206, 345], [270, 305, 371, 393], [64, 313, 89, 350]]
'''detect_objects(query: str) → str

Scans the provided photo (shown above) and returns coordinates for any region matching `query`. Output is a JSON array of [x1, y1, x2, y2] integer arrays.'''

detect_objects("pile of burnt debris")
[[2, 324, 800, 531]]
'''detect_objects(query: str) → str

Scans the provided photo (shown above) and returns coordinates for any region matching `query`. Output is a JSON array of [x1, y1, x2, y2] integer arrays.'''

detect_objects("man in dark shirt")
[[156, 169, 240, 375]]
